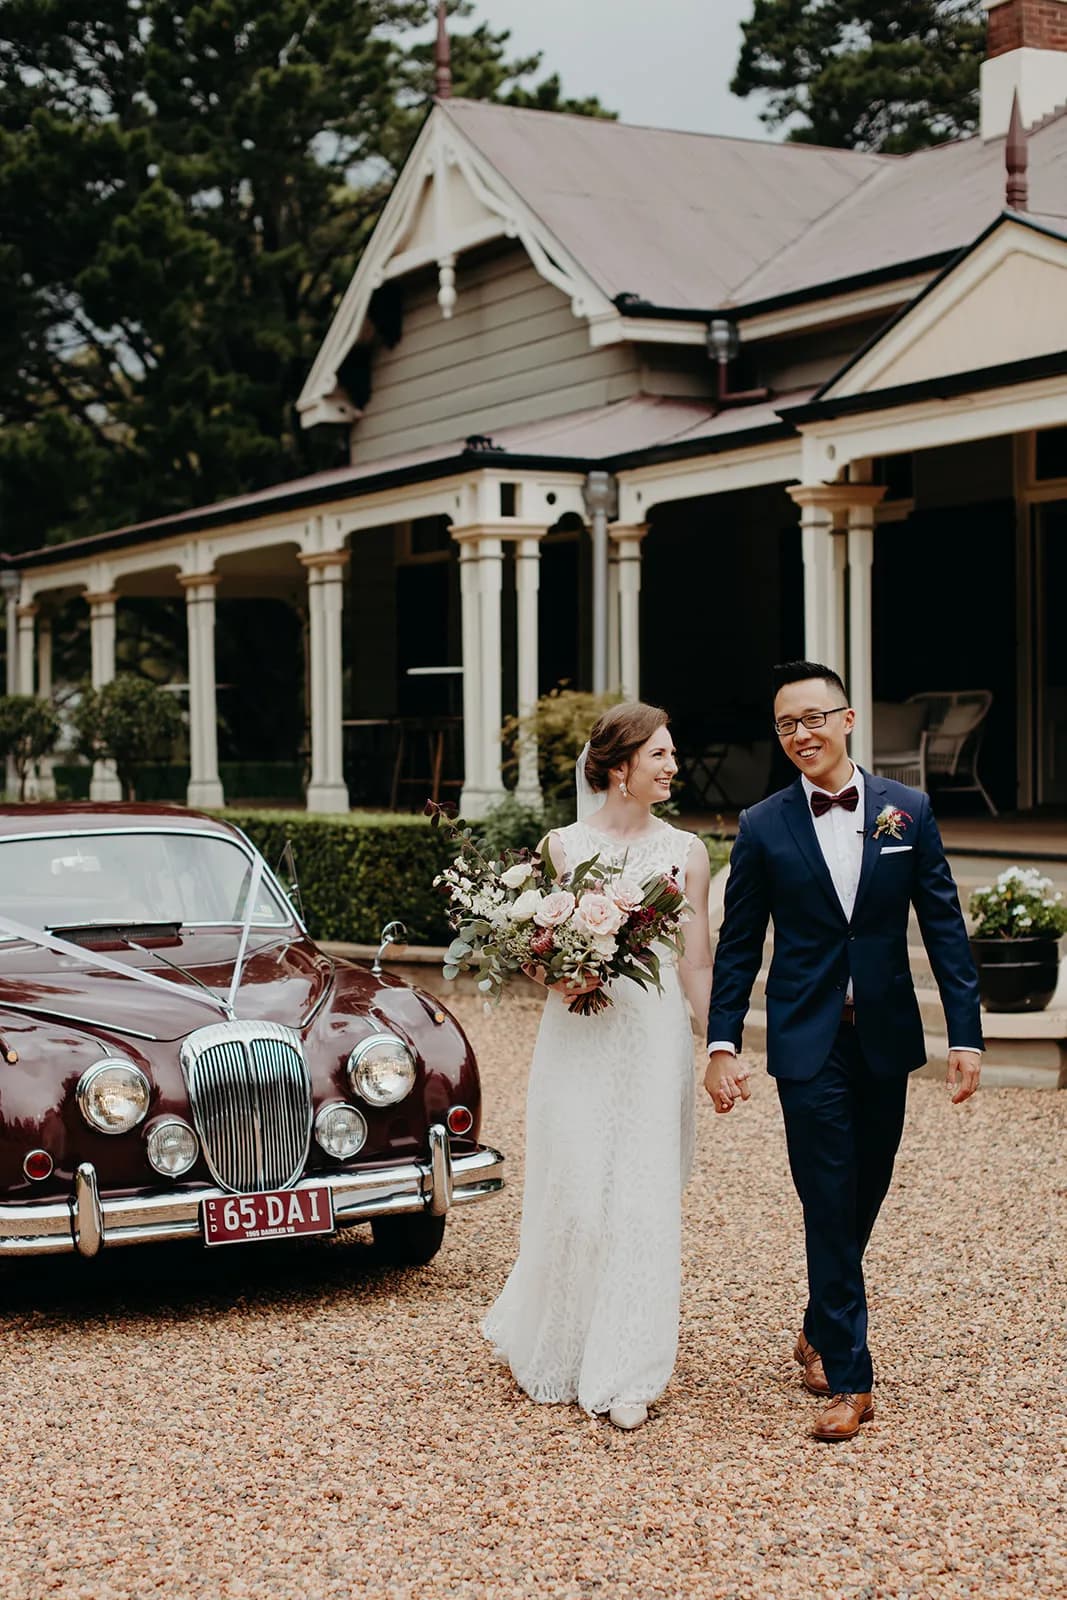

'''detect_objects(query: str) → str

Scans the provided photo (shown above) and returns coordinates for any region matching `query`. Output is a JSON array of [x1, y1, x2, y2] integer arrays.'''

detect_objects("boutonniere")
[[873, 804, 912, 842]]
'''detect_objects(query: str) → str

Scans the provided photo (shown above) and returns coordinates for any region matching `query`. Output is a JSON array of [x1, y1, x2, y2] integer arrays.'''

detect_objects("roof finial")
[[1005, 88, 1029, 211], [434, 2, 452, 100]]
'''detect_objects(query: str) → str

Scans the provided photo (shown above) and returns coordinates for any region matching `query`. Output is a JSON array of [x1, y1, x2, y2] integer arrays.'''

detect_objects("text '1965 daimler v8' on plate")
[[0, 805, 504, 1270]]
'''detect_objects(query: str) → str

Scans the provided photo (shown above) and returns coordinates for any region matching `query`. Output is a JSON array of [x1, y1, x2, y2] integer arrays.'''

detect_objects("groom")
[[705, 661, 982, 1441]]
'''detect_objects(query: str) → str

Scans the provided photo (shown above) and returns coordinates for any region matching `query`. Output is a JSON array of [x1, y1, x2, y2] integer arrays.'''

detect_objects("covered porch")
[[6, 214, 1067, 821]]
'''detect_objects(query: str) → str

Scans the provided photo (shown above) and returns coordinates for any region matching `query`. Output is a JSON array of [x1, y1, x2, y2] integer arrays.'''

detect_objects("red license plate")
[[201, 1185, 334, 1247]]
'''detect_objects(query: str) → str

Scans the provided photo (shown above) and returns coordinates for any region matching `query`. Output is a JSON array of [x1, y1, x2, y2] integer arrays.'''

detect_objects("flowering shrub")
[[969, 867, 1067, 940]]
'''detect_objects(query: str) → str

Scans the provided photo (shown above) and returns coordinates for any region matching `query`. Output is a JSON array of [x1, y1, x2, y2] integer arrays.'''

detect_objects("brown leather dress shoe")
[[811, 1392, 875, 1442], [793, 1331, 830, 1396]]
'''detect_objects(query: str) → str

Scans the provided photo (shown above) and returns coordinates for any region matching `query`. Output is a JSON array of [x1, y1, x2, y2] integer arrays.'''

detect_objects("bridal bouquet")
[[427, 803, 690, 1015]]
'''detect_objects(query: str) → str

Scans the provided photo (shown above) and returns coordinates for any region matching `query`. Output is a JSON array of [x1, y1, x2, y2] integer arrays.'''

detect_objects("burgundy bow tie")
[[810, 784, 859, 818]]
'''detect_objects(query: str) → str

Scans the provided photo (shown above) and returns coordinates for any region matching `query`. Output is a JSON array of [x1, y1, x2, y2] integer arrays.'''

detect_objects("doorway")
[[1034, 500, 1067, 805]]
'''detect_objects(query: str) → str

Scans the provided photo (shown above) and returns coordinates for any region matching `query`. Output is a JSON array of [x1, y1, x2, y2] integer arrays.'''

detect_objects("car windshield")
[[0, 830, 292, 937]]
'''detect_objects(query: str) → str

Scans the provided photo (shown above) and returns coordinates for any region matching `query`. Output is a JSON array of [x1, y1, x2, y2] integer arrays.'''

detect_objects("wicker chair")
[[872, 699, 929, 791], [873, 690, 997, 816]]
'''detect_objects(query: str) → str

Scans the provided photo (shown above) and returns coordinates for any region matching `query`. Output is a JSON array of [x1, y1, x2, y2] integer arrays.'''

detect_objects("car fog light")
[[77, 1060, 151, 1134], [145, 1119, 199, 1177], [315, 1101, 368, 1160], [23, 1149, 54, 1182], [347, 1034, 417, 1106], [446, 1105, 473, 1136]]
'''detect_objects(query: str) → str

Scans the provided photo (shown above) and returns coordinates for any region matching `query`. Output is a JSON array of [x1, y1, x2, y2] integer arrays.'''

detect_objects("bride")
[[482, 702, 720, 1430]]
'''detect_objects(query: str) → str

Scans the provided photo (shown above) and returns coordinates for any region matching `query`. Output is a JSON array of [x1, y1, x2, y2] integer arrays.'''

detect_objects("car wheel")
[[371, 1212, 446, 1266]]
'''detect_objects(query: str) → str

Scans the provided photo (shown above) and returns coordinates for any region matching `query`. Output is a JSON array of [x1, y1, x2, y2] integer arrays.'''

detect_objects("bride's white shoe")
[[608, 1402, 648, 1431]]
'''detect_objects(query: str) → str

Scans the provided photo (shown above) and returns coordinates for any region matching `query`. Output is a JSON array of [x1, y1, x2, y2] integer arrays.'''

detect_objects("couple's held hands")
[[703, 1050, 751, 1114], [947, 1048, 981, 1104], [702, 1049, 979, 1110]]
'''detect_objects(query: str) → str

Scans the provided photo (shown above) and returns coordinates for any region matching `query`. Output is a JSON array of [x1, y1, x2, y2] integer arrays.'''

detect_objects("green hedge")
[[223, 810, 731, 949], [222, 809, 455, 946]]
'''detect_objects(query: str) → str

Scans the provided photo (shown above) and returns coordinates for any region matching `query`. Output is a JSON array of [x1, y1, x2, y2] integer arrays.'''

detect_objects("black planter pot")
[[969, 936, 1061, 1013]]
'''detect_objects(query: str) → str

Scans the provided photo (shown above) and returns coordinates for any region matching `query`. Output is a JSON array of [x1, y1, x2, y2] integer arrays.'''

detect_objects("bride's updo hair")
[[583, 701, 670, 791]]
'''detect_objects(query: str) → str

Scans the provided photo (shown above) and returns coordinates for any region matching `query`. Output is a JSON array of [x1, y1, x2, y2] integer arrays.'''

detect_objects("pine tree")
[[0, 1, 612, 552], [732, 1, 985, 152]]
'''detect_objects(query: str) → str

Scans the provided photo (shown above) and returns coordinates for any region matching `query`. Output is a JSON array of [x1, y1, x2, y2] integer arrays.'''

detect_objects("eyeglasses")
[[773, 706, 849, 738]]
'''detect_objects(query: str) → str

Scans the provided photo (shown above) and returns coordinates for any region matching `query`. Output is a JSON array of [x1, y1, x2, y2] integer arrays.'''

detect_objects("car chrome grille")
[[179, 1021, 312, 1194]]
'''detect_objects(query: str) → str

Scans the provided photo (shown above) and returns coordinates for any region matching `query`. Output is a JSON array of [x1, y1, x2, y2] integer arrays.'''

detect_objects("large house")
[[6, 0, 1067, 816]]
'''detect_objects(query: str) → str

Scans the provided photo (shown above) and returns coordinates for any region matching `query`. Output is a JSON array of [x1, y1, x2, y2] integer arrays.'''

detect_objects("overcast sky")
[[470, 0, 771, 141]]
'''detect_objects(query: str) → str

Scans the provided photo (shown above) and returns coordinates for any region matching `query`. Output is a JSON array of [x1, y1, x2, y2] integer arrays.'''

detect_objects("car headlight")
[[145, 1118, 199, 1177], [346, 1034, 417, 1107], [76, 1060, 151, 1135], [315, 1101, 368, 1160]]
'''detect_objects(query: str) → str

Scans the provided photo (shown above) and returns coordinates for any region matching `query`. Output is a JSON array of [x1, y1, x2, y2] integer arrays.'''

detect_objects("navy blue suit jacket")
[[707, 769, 983, 1080]]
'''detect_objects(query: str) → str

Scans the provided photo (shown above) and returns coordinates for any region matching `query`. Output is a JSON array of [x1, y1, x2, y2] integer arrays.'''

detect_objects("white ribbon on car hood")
[[0, 912, 230, 1020]]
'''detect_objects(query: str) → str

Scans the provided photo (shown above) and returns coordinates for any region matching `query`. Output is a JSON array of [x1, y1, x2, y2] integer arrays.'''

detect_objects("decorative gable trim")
[[815, 212, 1067, 404], [298, 104, 617, 427]]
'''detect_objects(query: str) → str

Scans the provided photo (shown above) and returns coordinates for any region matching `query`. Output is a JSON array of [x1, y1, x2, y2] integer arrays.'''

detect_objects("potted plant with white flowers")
[[968, 868, 1067, 1013]]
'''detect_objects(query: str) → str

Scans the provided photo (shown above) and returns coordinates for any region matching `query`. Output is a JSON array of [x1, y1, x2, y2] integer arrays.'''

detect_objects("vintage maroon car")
[[0, 805, 503, 1266]]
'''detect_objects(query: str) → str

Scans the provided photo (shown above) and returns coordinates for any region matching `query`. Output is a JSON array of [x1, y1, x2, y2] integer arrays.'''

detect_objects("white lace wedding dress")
[[482, 818, 698, 1416]]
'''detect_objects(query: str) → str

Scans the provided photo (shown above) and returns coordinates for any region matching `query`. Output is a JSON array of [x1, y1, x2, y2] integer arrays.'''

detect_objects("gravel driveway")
[[3, 993, 1065, 1600]]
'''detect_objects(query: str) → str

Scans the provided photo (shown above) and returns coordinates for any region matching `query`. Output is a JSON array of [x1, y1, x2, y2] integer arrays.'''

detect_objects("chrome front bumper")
[[0, 1126, 504, 1258]]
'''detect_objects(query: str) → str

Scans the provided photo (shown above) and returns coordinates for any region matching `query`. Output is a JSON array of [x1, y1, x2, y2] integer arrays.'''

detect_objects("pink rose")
[[608, 876, 644, 912], [574, 892, 625, 938], [534, 890, 576, 928]]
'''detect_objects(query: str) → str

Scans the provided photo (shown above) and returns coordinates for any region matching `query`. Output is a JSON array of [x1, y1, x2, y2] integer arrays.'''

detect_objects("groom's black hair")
[[772, 660, 848, 700]]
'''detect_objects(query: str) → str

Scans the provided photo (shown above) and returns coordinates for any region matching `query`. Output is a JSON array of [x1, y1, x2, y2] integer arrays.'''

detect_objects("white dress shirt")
[[709, 763, 980, 1057], [802, 764, 864, 935]]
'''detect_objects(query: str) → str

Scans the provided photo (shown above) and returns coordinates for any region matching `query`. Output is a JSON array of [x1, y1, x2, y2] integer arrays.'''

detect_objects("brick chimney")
[[982, 0, 1067, 137]]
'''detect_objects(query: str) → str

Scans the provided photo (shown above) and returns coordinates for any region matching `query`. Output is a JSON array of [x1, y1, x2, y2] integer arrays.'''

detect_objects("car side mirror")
[[372, 919, 408, 976]]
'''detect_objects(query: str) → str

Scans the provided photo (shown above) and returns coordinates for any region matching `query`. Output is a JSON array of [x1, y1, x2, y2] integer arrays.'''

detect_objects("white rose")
[[574, 892, 625, 938], [509, 889, 544, 922], [500, 862, 532, 889], [591, 933, 617, 958]]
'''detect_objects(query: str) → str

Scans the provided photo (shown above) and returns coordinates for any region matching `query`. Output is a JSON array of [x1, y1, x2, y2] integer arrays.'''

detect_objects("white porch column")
[[3, 585, 17, 696], [86, 589, 122, 801], [789, 490, 841, 671], [514, 534, 543, 807], [790, 481, 886, 760], [15, 603, 39, 799], [456, 535, 485, 816], [180, 573, 225, 809], [610, 524, 647, 701], [301, 551, 350, 814], [845, 480, 886, 773], [478, 536, 506, 812], [36, 617, 56, 799], [16, 603, 36, 697], [453, 527, 507, 819], [583, 471, 618, 694]]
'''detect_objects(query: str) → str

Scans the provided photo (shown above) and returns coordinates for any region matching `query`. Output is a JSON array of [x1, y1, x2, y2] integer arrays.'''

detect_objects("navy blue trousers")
[[776, 1025, 909, 1393]]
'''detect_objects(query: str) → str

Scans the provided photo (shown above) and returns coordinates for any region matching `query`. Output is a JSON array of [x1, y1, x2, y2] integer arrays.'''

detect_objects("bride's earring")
[[619, 780, 629, 798]]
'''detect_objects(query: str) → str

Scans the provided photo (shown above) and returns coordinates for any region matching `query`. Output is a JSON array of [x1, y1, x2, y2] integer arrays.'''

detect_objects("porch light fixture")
[[705, 317, 770, 408], [706, 317, 740, 366]]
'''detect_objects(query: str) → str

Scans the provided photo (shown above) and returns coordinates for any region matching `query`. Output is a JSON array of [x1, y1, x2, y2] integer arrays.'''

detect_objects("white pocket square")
[[880, 845, 912, 854]]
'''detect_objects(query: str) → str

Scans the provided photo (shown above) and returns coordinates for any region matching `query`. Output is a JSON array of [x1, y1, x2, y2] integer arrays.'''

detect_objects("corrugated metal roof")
[[443, 100, 887, 309], [11, 395, 811, 568], [444, 98, 1067, 314], [734, 110, 1067, 307]]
